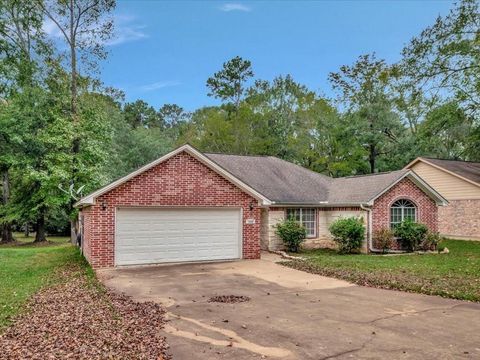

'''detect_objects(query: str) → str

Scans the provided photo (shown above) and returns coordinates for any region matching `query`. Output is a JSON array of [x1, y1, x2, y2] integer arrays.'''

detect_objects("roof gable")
[[329, 169, 447, 206], [74, 145, 271, 207], [406, 157, 480, 187]]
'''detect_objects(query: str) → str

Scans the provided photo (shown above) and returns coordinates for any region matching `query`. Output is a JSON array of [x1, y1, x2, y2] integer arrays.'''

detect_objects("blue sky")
[[100, 1, 453, 111]]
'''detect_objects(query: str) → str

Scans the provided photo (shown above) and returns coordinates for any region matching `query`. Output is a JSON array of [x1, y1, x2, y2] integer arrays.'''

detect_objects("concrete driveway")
[[99, 253, 480, 359]]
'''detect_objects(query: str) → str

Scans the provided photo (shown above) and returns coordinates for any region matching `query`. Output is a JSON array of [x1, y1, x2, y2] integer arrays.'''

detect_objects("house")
[[75, 145, 446, 268], [406, 157, 480, 240]]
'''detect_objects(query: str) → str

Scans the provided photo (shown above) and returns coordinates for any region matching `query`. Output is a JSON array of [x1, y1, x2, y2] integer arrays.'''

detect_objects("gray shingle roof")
[[205, 153, 333, 204], [420, 158, 480, 185], [329, 170, 409, 204], [205, 153, 409, 205]]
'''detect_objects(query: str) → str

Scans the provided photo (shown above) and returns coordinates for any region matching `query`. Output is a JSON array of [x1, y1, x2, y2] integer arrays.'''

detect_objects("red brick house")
[[75, 145, 447, 268]]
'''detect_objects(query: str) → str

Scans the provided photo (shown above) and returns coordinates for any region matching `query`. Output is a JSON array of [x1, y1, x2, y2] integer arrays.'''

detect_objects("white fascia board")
[[74, 144, 271, 208]]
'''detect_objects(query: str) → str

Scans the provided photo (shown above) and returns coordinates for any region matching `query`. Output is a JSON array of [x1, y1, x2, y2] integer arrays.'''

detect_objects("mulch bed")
[[208, 295, 250, 303], [0, 266, 170, 360]]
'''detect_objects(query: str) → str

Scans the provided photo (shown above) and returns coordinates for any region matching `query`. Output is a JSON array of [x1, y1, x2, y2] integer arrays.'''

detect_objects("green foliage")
[[329, 54, 406, 173], [394, 220, 429, 252], [3, 85, 71, 223], [124, 100, 162, 129], [275, 218, 307, 253], [373, 228, 395, 253], [206, 56, 254, 109], [420, 232, 442, 252], [329, 217, 365, 254], [418, 102, 473, 159], [401, 0, 480, 118]]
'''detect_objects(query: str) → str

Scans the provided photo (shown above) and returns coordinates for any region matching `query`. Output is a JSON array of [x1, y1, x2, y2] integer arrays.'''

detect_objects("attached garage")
[[76, 145, 268, 268], [115, 207, 242, 265]]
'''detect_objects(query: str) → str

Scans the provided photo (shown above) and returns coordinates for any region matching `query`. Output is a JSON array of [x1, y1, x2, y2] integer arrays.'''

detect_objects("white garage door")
[[115, 207, 242, 266]]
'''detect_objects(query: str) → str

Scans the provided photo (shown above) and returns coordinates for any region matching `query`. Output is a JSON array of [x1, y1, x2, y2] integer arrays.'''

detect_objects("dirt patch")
[[0, 265, 170, 360], [208, 295, 250, 303]]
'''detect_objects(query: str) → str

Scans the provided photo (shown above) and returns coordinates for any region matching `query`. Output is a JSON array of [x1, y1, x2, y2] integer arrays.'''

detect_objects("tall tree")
[[401, 0, 480, 117], [247, 75, 316, 159], [159, 103, 189, 128], [124, 100, 161, 129], [206, 56, 254, 110], [329, 54, 404, 173], [0, 0, 47, 242], [4, 83, 72, 242], [418, 102, 473, 160], [38, 0, 115, 238], [289, 98, 367, 177]]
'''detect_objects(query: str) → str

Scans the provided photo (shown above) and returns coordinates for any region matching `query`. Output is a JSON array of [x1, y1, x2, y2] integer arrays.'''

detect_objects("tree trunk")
[[1, 169, 14, 243], [69, 0, 79, 244], [1, 224, 14, 243], [34, 214, 46, 242], [369, 145, 376, 174], [24, 222, 29, 237]]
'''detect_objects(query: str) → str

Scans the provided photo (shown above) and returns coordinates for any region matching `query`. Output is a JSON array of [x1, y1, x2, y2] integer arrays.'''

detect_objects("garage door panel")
[[115, 208, 241, 265]]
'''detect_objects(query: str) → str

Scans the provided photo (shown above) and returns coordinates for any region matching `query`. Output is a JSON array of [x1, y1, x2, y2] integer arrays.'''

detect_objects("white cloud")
[[220, 3, 251, 12], [42, 14, 147, 46], [138, 81, 181, 92], [42, 18, 63, 38], [107, 14, 148, 46]]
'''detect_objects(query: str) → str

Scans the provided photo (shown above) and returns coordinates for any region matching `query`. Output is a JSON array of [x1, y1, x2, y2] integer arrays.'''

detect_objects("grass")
[[0, 233, 84, 331], [283, 239, 480, 302]]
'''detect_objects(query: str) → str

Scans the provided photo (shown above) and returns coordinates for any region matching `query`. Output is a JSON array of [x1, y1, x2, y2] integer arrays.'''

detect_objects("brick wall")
[[438, 200, 480, 240], [372, 177, 438, 249], [80, 151, 261, 268], [80, 206, 92, 263]]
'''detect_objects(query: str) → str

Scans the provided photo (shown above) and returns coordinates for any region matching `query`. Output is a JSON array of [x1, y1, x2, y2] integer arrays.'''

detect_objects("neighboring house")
[[406, 157, 480, 240], [75, 145, 446, 268]]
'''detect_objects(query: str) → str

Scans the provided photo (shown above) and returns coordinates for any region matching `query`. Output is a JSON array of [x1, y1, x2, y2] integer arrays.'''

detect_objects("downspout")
[[360, 204, 382, 253]]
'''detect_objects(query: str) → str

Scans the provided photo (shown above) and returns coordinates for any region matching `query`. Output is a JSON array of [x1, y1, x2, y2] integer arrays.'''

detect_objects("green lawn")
[[0, 233, 82, 331], [283, 239, 480, 301]]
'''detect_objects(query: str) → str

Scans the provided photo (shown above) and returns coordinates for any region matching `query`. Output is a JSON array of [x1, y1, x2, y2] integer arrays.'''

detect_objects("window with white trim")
[[390, 199, 416, 229], [286, 208, 316, 238]]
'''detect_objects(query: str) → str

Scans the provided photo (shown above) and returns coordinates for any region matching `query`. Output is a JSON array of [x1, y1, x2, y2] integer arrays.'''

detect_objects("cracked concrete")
[[99, 253, 480, 359]]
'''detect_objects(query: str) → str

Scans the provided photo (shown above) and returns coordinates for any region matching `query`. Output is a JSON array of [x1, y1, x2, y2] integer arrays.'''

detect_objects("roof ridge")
[[337, 169, 407, 179], [204, 152, 273, 158], [421, 157, 480, 165], [206, 152, 334, 182], [267, 156, 334, 182]]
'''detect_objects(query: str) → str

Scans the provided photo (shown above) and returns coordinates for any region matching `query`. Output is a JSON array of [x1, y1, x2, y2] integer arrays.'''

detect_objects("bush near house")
[[373, 228, 395, 253], [420, 232, 443, 251], [329, 217, 365, 254], [275, 218, 307, 253], [394, 220, 429, 251]]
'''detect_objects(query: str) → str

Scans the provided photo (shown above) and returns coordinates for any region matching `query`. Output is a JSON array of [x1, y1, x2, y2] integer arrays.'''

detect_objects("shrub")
[[329, 217, 365, 254], [394, 220, 428, 251], [373, 228, 395, 253], [275, 218, 307, 253], [420, 232, 442, 251]]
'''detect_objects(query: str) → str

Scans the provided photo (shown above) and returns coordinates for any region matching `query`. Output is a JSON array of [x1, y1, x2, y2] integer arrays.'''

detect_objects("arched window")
[[390, 199, 416, 229]]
